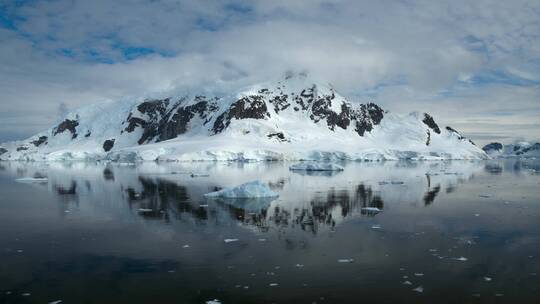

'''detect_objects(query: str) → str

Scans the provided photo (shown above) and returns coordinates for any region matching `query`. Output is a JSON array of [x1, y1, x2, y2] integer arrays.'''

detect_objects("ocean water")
[[0, 159, 539, 303]]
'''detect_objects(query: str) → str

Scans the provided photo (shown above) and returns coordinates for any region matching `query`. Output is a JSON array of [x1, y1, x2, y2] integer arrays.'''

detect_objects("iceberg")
[[204, 180, 279, 198], [15, 177, 48, 183]]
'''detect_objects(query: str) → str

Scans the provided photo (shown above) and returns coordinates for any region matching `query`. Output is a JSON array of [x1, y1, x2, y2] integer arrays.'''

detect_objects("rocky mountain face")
[[119, 85, 385, 146], [0, 73, 486, 162]]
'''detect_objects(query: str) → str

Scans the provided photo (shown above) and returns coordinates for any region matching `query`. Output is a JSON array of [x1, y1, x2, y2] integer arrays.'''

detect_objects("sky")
[[0, 0, 539, 146]]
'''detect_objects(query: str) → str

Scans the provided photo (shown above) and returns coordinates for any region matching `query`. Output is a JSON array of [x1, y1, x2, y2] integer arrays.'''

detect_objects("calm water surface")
[[0, 160, 539, 303]]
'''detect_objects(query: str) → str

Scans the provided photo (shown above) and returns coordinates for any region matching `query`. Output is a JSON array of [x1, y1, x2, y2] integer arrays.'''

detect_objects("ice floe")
[[337, 258, 354, 263], [204, 180, 278, 198], [15, 177, 48, 183]]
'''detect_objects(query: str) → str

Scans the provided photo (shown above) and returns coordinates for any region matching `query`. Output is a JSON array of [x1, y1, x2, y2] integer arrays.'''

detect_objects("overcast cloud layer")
[[0, 0, 539, 145]]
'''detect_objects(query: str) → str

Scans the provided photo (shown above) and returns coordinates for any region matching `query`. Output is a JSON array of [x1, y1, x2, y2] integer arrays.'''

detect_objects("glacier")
[[0, 73, 487, 162]]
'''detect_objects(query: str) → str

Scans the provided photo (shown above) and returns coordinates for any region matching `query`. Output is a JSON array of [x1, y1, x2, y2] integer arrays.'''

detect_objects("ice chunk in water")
[[15, 177, 48, 183], [338, 258, 354, 263], [204, 180, 278, 198], [361, 207, 382, 214], [224, 238, 239, 243], [413, 286, 424, 293]]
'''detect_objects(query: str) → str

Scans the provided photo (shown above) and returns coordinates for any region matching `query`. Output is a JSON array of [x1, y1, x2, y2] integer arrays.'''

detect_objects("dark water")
[[0, 159, 539, 304]]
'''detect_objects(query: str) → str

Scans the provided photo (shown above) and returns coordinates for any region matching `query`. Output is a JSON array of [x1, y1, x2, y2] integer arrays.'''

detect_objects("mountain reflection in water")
[[3, 160, 482, 234], [1, 159, 540, 304]]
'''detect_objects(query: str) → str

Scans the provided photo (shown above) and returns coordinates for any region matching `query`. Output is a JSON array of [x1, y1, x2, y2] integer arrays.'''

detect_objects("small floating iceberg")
[[190, 172, 210, 178], [204, 180, 278, 199], [361, 207, 382, 215], [337, 258, 354, 263], [15, 177, 48, 183], [289, 162, 344, 172]]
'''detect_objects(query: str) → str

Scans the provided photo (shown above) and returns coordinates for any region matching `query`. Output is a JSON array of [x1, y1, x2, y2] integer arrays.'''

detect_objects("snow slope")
[[0, 72, 487, 162]]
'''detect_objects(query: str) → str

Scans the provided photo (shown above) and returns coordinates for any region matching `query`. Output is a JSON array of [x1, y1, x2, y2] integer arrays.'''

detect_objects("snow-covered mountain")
[[0, 73, 487, 162], [482, 141, 540, 158]]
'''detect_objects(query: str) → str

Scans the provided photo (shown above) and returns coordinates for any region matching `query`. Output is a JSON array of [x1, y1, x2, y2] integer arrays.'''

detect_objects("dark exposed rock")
[[31, 136, 48, 147], [516, 143, 540, 155], [213, 95, 270, 134], [422, 113, 441, 134], [85, 131, 91, 137], [446, 126, 464, 140], [271, 94, 290, 113], [16, 146, 28, 151], [53, 119, 79, 139], [426, 130, 431, 146], [103, 139, 115, 152], [268, 132, 287, 142], [123, 96, 216, 144], [124, 96, 224, 144], [137, 100, 170, 139], [137, 98, 170, 115], [366, 103, 384, 125], [131, 98, 174, 144], [294, 86, 316, 110], [157, 98, 216, 141], [124, 115, 146, 133], [354, 103, 385, 136], [0, 147, 7, 155], [310, 93, 349, 130]]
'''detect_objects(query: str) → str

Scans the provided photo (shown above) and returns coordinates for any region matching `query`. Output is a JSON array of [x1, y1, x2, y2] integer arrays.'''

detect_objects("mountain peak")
[[0, 78, 487, 162]]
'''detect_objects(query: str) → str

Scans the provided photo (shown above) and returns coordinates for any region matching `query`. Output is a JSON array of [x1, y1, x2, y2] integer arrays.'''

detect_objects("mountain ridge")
[[0, 73, 487, 162], [482, 141, 540, 158]]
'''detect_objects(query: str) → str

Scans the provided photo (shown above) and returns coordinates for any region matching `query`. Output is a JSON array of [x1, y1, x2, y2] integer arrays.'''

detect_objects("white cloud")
[[0, 0, 539, 144]]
